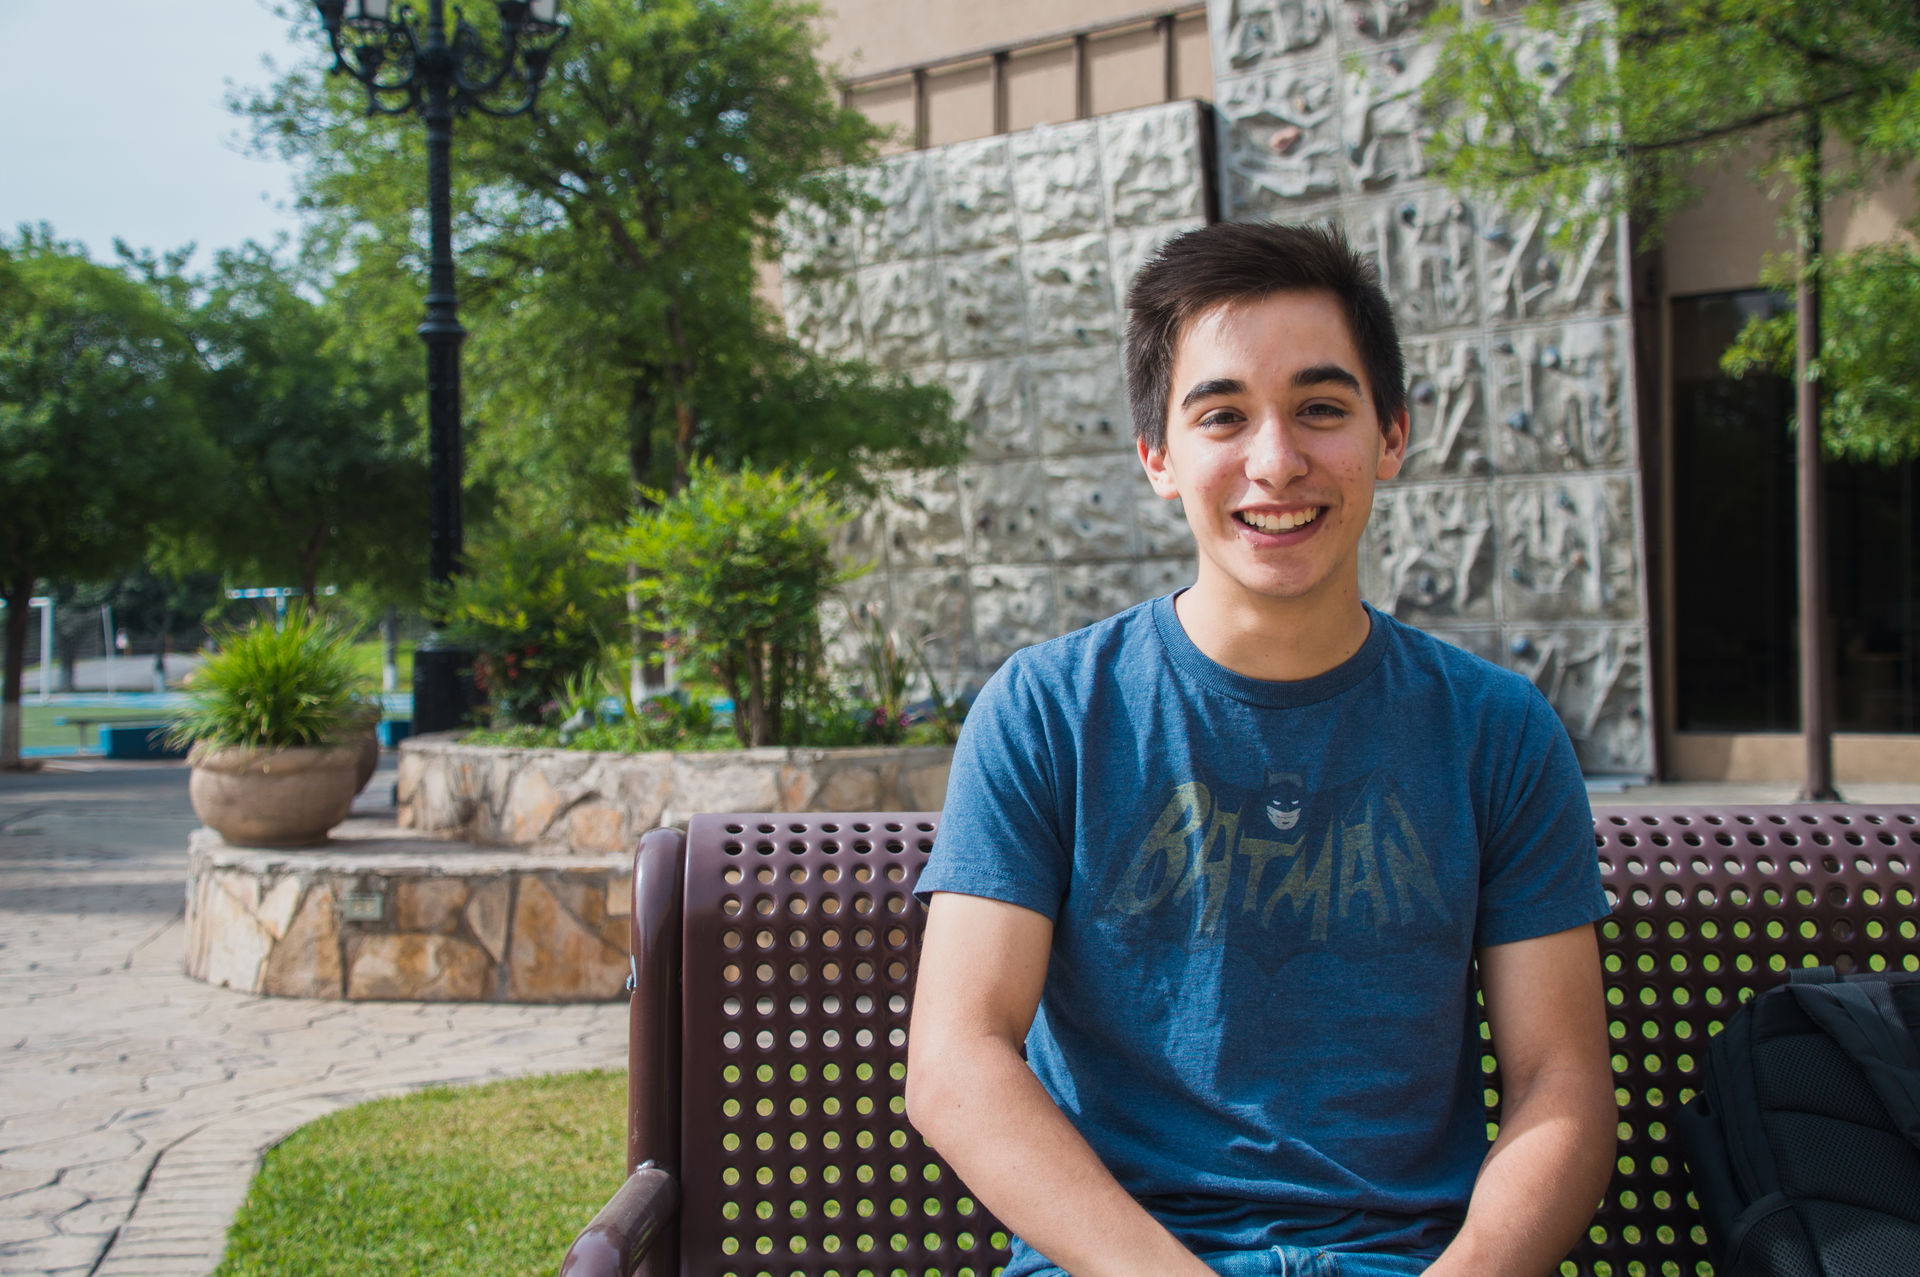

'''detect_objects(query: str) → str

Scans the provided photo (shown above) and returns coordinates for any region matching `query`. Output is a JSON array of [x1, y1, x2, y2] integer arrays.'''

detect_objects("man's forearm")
[[1425, 1063, 1617, 1277], [907, 1036, 1212, 1277]]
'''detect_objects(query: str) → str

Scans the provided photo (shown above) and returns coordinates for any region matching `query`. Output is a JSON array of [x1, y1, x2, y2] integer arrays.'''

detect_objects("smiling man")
[[906, 222, 1617, 1277]]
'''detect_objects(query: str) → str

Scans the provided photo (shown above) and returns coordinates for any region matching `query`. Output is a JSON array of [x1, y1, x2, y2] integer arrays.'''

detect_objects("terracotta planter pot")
[[350, 725, 380, 794], [189, 742, 359, 847]]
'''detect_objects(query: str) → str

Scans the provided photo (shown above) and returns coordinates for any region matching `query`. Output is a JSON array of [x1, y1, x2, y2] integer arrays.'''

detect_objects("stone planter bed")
[[395, 733, 955, 852], [186, 821, 631, 1003]]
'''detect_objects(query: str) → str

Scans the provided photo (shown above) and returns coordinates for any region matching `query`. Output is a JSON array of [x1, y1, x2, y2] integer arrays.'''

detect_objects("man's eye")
[[1199, 409, 1242, 427]]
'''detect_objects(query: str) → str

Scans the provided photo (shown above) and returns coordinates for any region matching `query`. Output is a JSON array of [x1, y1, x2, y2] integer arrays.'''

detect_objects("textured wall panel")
[[1482, 201, 1624, 322], [1044, 453, 1145, 562], [859, 259, 944, 367], [1498, 475, 1640, 622], [890, 567, 978, 674], [1056, 562, 1147, 634], [1214, 0, 1332, 73], [1139, 556, 1200, 597], [1138, 493, 1195, 558], [883, 472, 968, 569], [1110, 219, 1209, 314], [1344, 0, 1438, 41], [970, 565, 1058, 667], [1218, 62, 1344, 216], [941, 246, 1030, 360], [962, 460, 1053, 564], [1340, 39, 1436, 190], [1030, 345, 1131, 455], [1509, 625, 1653, 774], [856, 154, 936, 263], [1401, 336, 1490, 478], [1010, 121, 1106, 245], [1364, 483, 1497, 625], [1421, 626, 1502, 666], [1023, 233, 1122, 350], [942, 358, 1033, 459], [781, 271, 866, 364], [1489, 320, 1631, 474], [934, 137, 1018, 255], [1101, 109, 1209, 228], [1347, 193, 1480, 334]]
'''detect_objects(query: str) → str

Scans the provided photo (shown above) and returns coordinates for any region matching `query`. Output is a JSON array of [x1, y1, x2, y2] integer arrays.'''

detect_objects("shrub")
[[436, 526, 625, 726], [167, 611, 369, 751], [612, 462, 846, 747]]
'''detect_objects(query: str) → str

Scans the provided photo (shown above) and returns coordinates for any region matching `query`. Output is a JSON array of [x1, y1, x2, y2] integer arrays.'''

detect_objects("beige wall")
[[1662, 144, 1917, 296], [824, 2, 1212, 152]]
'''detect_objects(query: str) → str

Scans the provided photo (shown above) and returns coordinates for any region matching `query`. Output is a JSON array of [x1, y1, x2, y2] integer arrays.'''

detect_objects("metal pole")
[[411, 0, 477, 735], [1795, 114, 1838, 801], [36, 597, 51, 705]]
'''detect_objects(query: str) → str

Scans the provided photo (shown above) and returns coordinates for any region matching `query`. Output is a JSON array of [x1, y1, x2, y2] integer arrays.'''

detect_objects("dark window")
[[1671, 290, 1919, 733]]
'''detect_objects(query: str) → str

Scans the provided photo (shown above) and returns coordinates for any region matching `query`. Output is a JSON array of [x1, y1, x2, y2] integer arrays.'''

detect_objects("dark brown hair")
[[1124, 221, 1408, 452]]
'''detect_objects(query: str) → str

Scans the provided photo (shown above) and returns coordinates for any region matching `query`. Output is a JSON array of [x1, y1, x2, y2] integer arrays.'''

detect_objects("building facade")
[[787, 0, 1918, 783]]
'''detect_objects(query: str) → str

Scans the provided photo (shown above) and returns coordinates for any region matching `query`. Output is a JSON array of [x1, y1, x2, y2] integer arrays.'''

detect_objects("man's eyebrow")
[[1178, 377, 1245, 410], [1293, 363, 1364, 395]]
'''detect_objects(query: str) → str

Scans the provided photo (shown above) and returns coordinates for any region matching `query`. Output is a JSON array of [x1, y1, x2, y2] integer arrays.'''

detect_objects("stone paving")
[[0, 760, 626, 1277]]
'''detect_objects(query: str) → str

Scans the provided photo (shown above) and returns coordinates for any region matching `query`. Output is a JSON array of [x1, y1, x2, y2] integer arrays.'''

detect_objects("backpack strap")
[[1786, 974, 1920, 1151]]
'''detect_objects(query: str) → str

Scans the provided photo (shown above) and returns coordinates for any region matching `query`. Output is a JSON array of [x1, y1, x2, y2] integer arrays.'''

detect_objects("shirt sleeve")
[[1475, 686, 1614, 948], [913, 654, 1072, 921]]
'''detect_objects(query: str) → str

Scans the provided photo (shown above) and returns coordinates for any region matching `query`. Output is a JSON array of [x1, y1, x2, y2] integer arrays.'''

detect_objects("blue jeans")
[[1029, 1245, 1430, 1276]]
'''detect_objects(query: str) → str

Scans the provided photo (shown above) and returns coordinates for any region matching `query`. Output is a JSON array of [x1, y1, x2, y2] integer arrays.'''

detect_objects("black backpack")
[[1675, 967, 1920, 1276]]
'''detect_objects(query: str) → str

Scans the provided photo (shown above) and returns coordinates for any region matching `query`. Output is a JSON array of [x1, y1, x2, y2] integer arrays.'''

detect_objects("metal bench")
[[562, 806, 1920, 1277]]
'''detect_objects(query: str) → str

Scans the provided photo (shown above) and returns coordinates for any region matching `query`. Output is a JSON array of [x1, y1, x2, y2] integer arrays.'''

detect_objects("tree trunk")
[[2, 573, 33, 770], [1795, 115, 1838, 801]]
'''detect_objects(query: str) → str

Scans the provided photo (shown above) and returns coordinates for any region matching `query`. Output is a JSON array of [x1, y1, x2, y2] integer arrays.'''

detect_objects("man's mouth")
[[1236, 508, 1321, 533]]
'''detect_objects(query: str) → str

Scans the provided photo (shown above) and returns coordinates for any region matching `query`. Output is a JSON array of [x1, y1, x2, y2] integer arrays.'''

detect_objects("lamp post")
[[312, 0, 568, 733]]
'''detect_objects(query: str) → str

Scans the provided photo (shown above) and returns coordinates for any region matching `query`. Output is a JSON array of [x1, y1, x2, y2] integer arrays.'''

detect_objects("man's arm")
[[1427, 923, 1617, 1277], [905, 891, 1213, 1277]]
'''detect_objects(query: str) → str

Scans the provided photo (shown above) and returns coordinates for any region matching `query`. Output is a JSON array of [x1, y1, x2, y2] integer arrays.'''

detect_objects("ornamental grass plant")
[[167, 611, 370, 751]]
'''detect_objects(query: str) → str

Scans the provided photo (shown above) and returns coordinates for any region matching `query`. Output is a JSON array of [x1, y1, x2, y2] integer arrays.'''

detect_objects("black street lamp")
[[313, 0, 568, 734]]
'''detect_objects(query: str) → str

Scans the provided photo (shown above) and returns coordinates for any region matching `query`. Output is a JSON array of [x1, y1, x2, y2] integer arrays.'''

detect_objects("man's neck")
[[1172, 580, 1374, 683]]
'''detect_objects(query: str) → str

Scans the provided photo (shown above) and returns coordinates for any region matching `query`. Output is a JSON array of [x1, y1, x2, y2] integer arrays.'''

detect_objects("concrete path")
[[0, 761, 626, 1277]]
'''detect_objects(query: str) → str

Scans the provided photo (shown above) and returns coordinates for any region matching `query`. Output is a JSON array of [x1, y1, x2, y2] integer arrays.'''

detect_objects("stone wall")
[[780, 100, 1214, 691], [396, 736, 954, 850], [185, 830, 631, 1002], [1208, 0, 1654, 774]]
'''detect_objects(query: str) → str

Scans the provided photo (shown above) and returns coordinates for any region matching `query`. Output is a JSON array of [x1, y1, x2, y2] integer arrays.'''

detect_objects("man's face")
[[1139, 289, 1406, 617]]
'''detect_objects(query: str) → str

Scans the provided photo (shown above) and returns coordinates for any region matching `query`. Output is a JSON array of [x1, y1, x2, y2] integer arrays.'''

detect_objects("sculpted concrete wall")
[[1213, 0, 1654, 773], [782, 100, 1211, 691]]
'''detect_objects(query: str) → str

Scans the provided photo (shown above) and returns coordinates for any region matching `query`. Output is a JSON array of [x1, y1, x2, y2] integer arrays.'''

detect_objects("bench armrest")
[[558, 1163, 679, 1277]]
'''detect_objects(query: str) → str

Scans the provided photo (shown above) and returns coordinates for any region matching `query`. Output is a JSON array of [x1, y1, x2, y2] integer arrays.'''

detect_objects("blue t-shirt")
[[915, 595, 1610, 1273]]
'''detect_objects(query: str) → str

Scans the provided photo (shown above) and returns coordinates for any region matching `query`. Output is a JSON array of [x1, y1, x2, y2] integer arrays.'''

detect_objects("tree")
[[241, 0, 962, 525], [1425, 0, 1920, 798], [187, 243, 426, 605], [0, 228, 219, 768]]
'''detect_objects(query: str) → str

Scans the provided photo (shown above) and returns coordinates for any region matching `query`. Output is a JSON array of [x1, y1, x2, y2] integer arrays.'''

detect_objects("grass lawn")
[[345, 639, 414, 691], [15, 703, 180, 752], [214, 1070, 623, 1277]]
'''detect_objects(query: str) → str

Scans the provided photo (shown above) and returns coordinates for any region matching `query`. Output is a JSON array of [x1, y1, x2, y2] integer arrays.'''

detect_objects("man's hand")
[[1426, 923, 1617, 1276], [905, 891, 1214, 1277]]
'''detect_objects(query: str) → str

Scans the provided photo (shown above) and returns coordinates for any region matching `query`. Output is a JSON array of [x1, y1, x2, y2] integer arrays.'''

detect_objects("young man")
[[905, 222, 1617, 1277]]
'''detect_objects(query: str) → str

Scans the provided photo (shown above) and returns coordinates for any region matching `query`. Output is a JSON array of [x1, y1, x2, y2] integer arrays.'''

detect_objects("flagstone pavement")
[[0, 759, 626, 1277]]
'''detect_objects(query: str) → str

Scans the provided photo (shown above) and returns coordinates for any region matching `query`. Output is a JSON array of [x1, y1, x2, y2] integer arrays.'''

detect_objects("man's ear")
[[1139, 434, 1180, 499], [1376, 408, 1409, 482]]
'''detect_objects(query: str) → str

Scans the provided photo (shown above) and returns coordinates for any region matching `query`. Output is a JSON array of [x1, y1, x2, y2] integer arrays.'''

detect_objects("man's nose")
[[1247, 417, 1309, 486]]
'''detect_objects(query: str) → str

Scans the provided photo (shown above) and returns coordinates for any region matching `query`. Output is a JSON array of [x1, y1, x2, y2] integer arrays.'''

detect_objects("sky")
[[0, 0, 317, 270]]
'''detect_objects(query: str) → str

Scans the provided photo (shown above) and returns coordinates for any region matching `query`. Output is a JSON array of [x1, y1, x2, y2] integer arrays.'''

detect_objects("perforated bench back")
[[1575, 806, 1920, 1277], [677, 813, 1009, 1277], [654, 807, 1920, 1277]]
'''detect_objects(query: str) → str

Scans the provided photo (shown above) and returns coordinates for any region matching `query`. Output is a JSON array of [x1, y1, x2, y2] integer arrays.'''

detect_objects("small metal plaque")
[[340, 892, 385, 922]]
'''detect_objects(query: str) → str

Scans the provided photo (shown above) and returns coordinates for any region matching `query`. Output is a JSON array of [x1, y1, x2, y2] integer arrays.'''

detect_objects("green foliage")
[[186, 242, 427, 604], [213, 1070, 623, 1277], [436, 527, 626, 727], [1722, 244, 1920, 464], [1425, 0, 1920, 462], [612, 462, 846, 747], [0, 227, 220, 766], [239, 0, 961, 525], [167, 610, 370, 751]]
